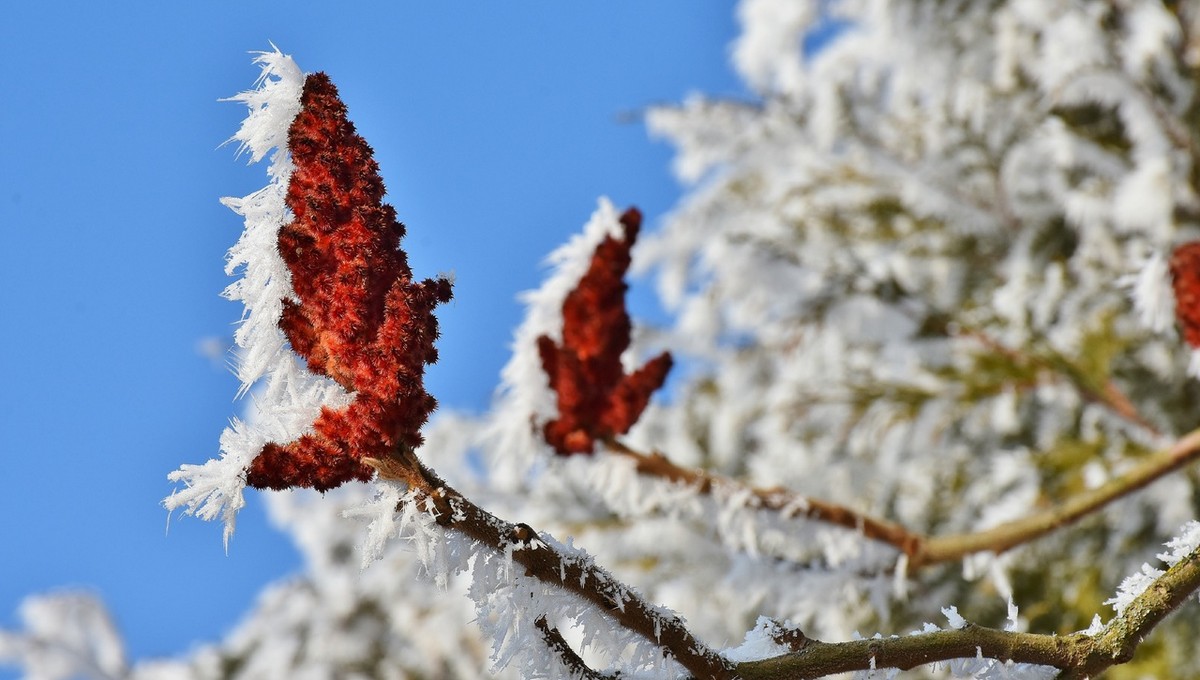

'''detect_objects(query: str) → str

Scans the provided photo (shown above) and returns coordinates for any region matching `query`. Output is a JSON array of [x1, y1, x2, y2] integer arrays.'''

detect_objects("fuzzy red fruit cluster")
[[538, 208, 673, 455], [246, 73, 452, 491], [1171, 241, 1200, 349]]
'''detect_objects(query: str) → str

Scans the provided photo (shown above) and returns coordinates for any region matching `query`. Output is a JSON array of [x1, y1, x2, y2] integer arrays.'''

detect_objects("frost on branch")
[[467, 533, 689, 679], [484, 199, 656, 475], [1127, 241, 1200, 377], [1125, 249, 1177, 335], [723, 616, 806, 662], [1170, 241, 1200, 376], [537, 206, 673, 455], [1106, 520, 1200, 617]]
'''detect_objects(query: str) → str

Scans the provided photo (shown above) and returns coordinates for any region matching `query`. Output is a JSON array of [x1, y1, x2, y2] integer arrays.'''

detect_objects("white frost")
[[164, 47, 352, 548], [942, 605, 967, 630], [1106, 520, 1200, 616], [481, 198, 628, 483]]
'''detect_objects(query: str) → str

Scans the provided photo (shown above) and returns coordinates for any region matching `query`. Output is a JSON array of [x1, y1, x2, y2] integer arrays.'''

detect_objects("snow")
[[942, 606, 967, 630], [1124, 249, 1177, 335]]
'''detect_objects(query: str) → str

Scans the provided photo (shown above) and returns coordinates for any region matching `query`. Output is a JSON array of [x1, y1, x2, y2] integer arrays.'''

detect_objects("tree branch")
[[915, 428, 1200, 567], [601, 437, 923, 556], [734, 545, 1200, 678], [369, 445, 1200, 679], [1060, 542, 1200, 678], [534, 617, 617, 680], [366, 450, 735, 680], [735, 625, 1082, 679], [603, 428, 1200, 570]]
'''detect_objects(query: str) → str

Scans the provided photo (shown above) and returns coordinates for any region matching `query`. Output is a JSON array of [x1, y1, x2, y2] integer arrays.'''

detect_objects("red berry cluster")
[[246, 73, 452, 491], [538, 208, 673, 455]]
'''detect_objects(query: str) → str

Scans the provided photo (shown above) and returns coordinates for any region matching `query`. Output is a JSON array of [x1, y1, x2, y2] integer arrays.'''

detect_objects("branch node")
[[510, 522, 542, 549], [767, 619, 813, 652]]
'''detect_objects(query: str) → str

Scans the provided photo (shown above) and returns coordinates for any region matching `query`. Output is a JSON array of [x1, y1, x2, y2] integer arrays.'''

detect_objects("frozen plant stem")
[[368, 446, 1200, 678], [534, 616, 616, 680], [604, 427, 1200, 570], [601, 437, 920, 555], [957, 327, 1160, 438], [364, 450, 735, 680], [737, 535, 1200, 680]]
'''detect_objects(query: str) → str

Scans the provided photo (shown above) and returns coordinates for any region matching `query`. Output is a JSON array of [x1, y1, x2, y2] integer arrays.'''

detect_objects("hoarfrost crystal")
[[164, 48, 323, 547]]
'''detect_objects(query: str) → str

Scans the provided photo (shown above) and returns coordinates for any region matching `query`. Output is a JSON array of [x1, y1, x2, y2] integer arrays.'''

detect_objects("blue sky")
[[0, 2, 745, 670]]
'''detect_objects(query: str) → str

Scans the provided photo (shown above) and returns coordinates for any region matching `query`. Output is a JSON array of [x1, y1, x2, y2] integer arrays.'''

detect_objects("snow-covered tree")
[[8, 1, 1200, 677]]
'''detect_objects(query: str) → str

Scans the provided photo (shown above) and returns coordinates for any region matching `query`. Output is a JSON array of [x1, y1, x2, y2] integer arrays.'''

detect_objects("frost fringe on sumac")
[[246, 72, 452, 491], [537, 207, 673, 456]]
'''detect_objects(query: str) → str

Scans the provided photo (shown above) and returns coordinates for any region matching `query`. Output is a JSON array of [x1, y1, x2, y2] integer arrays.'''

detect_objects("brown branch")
[[736, 625, 1081, 679], [365, 450, 735, 680], [601, 437, 923, 556], [602, 428, 1200, 570], [368, 444, 1200, 679], [915, 428, 1200, 567], [534, 617, 615, 680], [957, 327, 1160, 438], [736, 543, 1200, 679]]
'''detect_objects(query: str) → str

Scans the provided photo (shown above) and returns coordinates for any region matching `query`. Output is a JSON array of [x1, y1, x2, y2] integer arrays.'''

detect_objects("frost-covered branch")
[[604, 427, 1200, 571], [364, 450, 734, 680], [533, 617, 617, 680], [738, 542, 1200, 679], [368, 442, 1200, 679], [601, 437, 921, 557], [1064, 544, 1200, 678]]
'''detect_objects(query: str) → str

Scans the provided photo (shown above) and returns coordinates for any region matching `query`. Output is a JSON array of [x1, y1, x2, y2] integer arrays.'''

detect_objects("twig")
[[1059, 542, 1200, 678], [736, 626, 1078, 679], [368, 449, 735, 680], [735, 544, 1200, 678], [601, 437, 922, 556], [913, 428, 1200, 567], [369, 444, 1200, 678], [603, 428, 1200, 570], [957, 327, 1161, 438], [534, 617, 617, 680]]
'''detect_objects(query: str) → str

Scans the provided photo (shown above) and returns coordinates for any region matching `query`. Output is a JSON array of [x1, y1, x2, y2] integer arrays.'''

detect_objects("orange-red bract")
[[246, 73, 452, 491], [1171, 242, 1200, 350], [538, 208, 673, 455]]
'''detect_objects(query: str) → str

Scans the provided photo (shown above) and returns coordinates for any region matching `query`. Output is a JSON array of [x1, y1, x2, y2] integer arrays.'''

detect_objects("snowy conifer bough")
[[12, 2, 1200, 678]]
